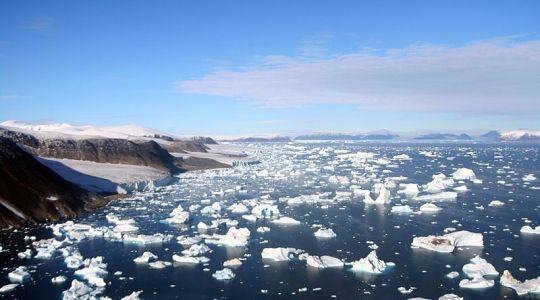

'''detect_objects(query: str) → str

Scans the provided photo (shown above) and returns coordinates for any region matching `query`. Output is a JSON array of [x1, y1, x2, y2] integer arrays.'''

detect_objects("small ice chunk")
[[414, 192, 458, 202], [452, 168, 476, 181], [133, 251, 158, 264], [459, 277, 494, 289], [438, 294, 463, 300], [391, 205, 413, 214], [121, 291, 143, 300], [212, 268, 235, 280], [52, 275, 67, 284], [148, 260, 172, 269], [488, 200, 505, 207], [0, 283, 18, 294], [446, 271, 460, 279], [257, 226, 271, 233], [520, 225, 540, 235], [272, 217, 301, 225], [223, 258, 243, 267], [419, 203, 442, 213], [314, 228, 336, 238], [8, 266, 32, 283]]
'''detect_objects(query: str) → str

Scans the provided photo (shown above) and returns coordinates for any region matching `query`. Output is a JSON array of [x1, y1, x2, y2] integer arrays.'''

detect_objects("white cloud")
[[176, 38, 540, 115], [23, 17, 55, 32]]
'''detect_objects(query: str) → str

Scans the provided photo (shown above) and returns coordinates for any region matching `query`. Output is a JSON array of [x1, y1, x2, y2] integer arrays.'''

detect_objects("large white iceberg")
[[349, 251, 390, 274], [500, 270, 540, 296], [306, 255, 344, 269], [411, 231, 483, 253], [261, 247, 303, 261]]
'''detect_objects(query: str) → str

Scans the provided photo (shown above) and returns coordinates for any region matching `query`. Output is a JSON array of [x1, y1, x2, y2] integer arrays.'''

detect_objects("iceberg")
[[205, 227, 250, 247], [62, 279, 104, 300], [363, 185, 391, 205], [500, 270, 540, 296], [261, 247, 303, 261], [391, 205, 413, 214], [306, 255, 344, 269], [212, 268, 235, 280], [172, 255, 209, 264], [314, 228, 337, 238], [8, 266, 31, 283], [462, 256, 499, 278], [349, 250, 389, 274], [411, 231, 483, 253], [414, 192, 457, 202], [0, 283, 18, 294], [520, 225, 540, 234], [452, 168, 476, 181], [74, 256, 108, 287], [419, 203, 442, 213], [133, 251, 158, 264], [223, 258, 243, 267], [272, 217, 301, 225]]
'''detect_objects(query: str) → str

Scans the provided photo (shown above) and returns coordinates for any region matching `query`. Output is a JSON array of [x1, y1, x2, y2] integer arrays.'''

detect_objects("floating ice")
[[520, 225, 540, 235], [414, 192, 458, 202], [306, 255, 344, 269], [163, 205, 190, 224], [272, 217, 301, 225], [349, 250, 390, 274], [363, 185, 391, 205], [223, 258, 243, 267], [256, 226, 271, 233], [74, 256, 108, 287], [462, 256, 499, 278], [314, 228, 337, 238], [391, 205, 413, 214], [411, 231, 483, 253], [500, 270, 540, 295], [212, 268, 235, 280], [148, 260, 172, 269], [205, 227, 251, 247], [0, 283, 18, 294], [182, 243, 211, 256], [438, 294, 463, 300], [459, 277, 494, 289], [522, 174, 536, 182], [8, 266, 31, 283], [419, 203, 442, 213], [121, 291, 143, 300], [172, 255, 209, 264], [400, 183, 420, 197], [452, 168, 476, 181], [62, 279, 104, 300], [251, 204, 280, 218], [261, 247, 303, 261], [133, 251, 158, 264], [123, 233, 173, 245], [488, 200, 505, 207], [52, 275, 67, 284]]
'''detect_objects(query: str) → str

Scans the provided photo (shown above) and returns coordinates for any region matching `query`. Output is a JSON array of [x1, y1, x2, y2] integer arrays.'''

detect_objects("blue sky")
[[1, 0, 539, 136]]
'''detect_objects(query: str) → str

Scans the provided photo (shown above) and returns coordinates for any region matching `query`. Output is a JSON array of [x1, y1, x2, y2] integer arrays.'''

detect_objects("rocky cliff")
[[0, 137, 108, 228], [0, 128, 184, 173]]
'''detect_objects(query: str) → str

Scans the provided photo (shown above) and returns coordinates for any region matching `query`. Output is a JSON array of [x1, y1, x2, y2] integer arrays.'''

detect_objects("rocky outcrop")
[[0, 128, 184, 173], [0, 137, 108, 228], [160, 140, 209, 153], [190, 136, 218, 145]]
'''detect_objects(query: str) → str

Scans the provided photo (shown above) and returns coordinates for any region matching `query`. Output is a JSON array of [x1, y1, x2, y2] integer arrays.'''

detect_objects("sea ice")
[[261, 247, 303, 261], [223, 258, 243, 267], [411, 231, 483, 253], [8, 266, 31, 283], [419, 203, 442, 213], [520, 225, 540, 234], [133, 251, 158, 264], [349, 251, 389, 274], [205, 227, 250, 247], [414, 192, 458, 202], [306, 255, 344, 269], [74, 256, 108, 287], [272, 217, 301, 225], [391, 205, 413, 214], [212, 268, 235, 280], [462, 256, 499, 278], [314, 228, 337, 238], [0, 283, 18, 294], [500, 270, 540, 295], [452, 168, 476, 181]]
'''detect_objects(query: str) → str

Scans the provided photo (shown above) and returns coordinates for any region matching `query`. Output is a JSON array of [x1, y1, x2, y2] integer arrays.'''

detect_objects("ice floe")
[[349, 250, 391, 274], [500, 270, 540, 295]]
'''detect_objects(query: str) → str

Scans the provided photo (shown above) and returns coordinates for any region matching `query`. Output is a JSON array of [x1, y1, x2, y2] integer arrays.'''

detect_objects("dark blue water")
[[1, 142, 539, 299]]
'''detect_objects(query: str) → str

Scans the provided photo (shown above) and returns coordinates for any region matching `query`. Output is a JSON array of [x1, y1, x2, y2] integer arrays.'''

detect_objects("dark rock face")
[[0, 128, 183, 173], [0, 137, 107, 228], [190, 136, 218, 145], [160, 140, 209, 153]]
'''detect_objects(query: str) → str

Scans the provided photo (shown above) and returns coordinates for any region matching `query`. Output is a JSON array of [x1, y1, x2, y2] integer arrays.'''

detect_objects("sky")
[[1, 0, 539, 136]]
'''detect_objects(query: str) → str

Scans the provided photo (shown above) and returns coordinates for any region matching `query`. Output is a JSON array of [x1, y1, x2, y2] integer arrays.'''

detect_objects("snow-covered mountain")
[[0, 121, 176, 141], [500, 130, 540, 141]]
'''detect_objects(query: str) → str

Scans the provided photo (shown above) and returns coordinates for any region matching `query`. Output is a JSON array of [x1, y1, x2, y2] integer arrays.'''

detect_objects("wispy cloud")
[[23, 17, 55, 32], [177, 37, 540, 115], [0, 95, 19, 101]]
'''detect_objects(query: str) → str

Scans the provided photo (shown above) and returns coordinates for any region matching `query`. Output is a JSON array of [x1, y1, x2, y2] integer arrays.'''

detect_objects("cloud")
[[176, 37, 540, 115], [23, 17, 55, 32]]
